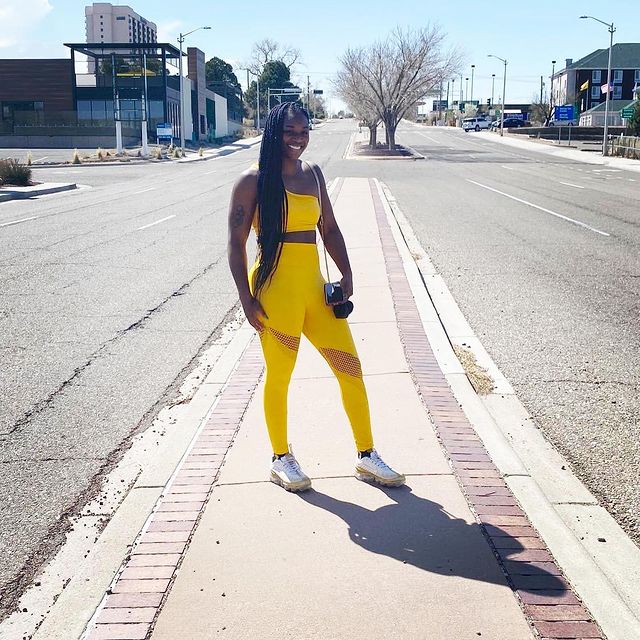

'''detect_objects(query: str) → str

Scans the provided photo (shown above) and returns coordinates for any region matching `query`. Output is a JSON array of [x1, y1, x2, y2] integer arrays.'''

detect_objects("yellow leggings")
[[249, 243, 373, 455]]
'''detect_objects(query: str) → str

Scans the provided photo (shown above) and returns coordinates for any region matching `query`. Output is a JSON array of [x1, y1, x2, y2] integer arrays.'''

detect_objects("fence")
[[610, 135, 640, 160]]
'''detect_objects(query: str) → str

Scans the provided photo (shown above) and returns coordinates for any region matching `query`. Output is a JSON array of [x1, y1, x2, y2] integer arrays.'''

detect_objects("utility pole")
[[256, 73, 260, 130], [307, 75, 311, 115], [470, 64, 475, 103], [540, 75, 544, 104], [491, 74, 496, 110]]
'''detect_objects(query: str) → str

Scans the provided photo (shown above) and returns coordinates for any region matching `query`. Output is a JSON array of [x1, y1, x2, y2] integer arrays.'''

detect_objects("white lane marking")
[[137, 215, 175, 230], [592, 169, 621, 173], [559, 181, 585, 189], [501, 165, 515, 170], [417, 132, 443, 145], [33, 156, 48, 162], [629, 178, 636, 182], [134, 187, 155, 194], [0, 216, 39, 228], [204, 169, 218, 174], [467, 179, 610, 237]]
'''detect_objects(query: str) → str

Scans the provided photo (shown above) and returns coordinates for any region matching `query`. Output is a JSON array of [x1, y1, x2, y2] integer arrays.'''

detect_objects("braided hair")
[[253, 101, 310, 297]]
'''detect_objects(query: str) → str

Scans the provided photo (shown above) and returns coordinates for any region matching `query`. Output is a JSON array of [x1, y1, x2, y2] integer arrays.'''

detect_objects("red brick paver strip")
[[369, 179, 604, 640], [82, 341, 264, 640]]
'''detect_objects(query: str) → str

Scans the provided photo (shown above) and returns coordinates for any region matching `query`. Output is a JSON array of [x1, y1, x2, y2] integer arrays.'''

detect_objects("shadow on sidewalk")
[[298, 484, 564, 592]]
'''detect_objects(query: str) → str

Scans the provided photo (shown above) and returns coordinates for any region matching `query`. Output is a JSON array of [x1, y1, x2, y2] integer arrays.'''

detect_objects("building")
[[552, 44, 640, 113], [0, 42, 239, 148], [579, 99, 638, 127], [0, 59, 74, 134], [85, 3, 157, 45]]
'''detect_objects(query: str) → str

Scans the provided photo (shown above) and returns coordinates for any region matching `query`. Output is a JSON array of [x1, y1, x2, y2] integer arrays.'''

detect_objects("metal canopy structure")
[[64, 42, 185, 151], [64, 42, 182, 61]]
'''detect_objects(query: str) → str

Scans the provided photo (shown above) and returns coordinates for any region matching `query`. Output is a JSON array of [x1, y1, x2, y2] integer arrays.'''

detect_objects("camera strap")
[[308, 162, 331, 281]]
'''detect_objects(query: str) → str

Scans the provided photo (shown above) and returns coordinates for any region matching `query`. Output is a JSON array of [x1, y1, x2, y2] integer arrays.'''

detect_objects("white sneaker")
[[355, 450, 405, 487], [270, 453, 311, 492]]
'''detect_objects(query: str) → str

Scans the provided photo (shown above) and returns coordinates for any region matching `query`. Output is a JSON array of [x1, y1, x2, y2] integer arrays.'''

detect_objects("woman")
[[227, 102, 404, 492]]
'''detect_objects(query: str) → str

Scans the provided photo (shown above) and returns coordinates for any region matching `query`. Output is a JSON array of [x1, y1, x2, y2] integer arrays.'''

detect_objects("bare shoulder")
[[233, 166, 259, 195], [304, 161, 326, 185]]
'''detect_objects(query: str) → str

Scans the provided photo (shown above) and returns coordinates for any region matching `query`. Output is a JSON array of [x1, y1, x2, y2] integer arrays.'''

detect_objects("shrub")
[[71, 149, 81, 164], [0, 159, 32, 186], [172, 146, 182, 159], [198, 146, 204, 156], [26, 151, 33, 166], [154, 146, 163, 160], [97, 147, 105, 160]]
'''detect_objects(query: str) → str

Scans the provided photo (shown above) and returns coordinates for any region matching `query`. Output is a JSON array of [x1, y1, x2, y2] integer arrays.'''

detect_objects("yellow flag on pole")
[[580, 80, 589, 91]]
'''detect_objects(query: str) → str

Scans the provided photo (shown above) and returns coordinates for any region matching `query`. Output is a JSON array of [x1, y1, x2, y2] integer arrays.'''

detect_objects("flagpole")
[[603, 24, 614, 156]]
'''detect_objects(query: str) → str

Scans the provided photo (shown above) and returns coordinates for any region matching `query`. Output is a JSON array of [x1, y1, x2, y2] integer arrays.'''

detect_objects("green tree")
[[244, 60, 300, 121], [628, 88, 640, 136], [205, 56, 244, 120], [205, 56, 239, 86]]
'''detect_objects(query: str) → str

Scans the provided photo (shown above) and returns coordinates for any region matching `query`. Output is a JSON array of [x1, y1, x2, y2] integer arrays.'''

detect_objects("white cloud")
[[0, 0, 52, 49]]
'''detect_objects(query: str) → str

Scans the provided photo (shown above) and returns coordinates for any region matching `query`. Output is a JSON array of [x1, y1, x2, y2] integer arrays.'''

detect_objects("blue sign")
[[554, 106, 575, 120], [156, 123, 173, 141]]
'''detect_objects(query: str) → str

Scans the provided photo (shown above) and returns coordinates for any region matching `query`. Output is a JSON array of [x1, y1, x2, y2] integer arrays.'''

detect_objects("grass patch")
[[453, 344, 495, 395], [0, 158, 32, 186]]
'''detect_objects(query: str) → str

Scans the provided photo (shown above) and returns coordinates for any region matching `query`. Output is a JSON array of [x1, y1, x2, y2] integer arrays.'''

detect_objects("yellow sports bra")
[[253, 189, 320, 234]]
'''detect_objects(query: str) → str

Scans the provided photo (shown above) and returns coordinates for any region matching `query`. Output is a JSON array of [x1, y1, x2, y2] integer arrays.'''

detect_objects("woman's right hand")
[[241, 296, 268, 332]]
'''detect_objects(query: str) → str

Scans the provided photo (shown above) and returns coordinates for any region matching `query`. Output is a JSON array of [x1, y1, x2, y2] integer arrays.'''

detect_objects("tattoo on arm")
[[231, 204, 245, 229]]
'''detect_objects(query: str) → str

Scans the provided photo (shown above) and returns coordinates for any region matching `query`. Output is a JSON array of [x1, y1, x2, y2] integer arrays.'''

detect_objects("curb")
[[27, 138, 263, 169], [371, 178, 607, 640], [0, 182, 77, 202], [344, 135, 425, 161], [379, 181, 640, 640]]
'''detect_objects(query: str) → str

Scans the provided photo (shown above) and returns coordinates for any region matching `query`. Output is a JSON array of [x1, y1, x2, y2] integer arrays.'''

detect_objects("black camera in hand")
[[324, 281, 354, 319]]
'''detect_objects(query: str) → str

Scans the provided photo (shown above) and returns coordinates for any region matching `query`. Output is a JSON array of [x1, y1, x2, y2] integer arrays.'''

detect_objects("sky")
[[0, 0, 637, 112]]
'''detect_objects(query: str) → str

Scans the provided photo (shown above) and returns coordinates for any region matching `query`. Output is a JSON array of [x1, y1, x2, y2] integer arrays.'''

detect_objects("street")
[[1, 118, 639, 622]]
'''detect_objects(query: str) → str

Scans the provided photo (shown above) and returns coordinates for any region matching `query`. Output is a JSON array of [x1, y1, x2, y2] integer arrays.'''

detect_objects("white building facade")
[[85, 3, 157, 44]]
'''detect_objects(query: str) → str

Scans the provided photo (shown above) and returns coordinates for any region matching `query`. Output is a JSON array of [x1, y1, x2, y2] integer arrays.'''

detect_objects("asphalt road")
[[1, 119, 638, 618]]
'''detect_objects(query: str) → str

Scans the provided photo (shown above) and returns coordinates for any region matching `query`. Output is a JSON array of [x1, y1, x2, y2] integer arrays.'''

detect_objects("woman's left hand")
[[340, 273, 353, 300]]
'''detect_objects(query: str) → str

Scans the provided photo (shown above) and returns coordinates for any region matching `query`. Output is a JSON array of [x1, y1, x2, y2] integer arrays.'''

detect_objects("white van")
[[462, 117, 491, 132]]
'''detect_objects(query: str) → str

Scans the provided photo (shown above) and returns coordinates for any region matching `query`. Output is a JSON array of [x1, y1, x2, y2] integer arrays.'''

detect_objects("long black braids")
[[253, 101, 309, 297]]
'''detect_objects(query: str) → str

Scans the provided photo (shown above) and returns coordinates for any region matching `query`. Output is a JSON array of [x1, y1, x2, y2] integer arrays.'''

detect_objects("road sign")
[[313, 89, 323, 95], [156, 123, 173, 142], [281, 87, 302, 93], [432, 100, 448, 110], [621, 107, 635, 118], [554, 105, 575, 120]]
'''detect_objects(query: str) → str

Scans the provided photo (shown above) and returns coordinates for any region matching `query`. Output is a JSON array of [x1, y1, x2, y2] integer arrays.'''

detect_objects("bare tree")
[[247, 38, 302, 75], [337, 26, 461, 149], [529, 92, 552, 126], [335, 53, 381, 147]]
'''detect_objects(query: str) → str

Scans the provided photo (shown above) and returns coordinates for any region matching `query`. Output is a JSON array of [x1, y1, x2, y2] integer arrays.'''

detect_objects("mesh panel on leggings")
[[320, 347, 363, 378], [268, 327, 300, 351]]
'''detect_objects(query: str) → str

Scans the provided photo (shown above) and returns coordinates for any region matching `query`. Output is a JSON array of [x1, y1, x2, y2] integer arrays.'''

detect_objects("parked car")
[[462, 117, 491, 132], [490, 117, 527, 130], [547, 118, 578, 126]]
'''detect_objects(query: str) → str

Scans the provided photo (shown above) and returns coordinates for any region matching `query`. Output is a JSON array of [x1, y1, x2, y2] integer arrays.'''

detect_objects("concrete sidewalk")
[[82, 178, 604, 640]]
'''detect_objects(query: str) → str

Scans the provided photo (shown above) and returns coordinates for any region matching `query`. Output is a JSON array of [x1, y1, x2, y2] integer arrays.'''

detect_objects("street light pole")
[[488, 54, 508, 136], [550, 60, 556, 110], [470, 64, 475, 104], [580, 15, 615, 156], [465, 77, 469, 103], [491, 73, 495, 109], [178, 26, 211, 153]]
